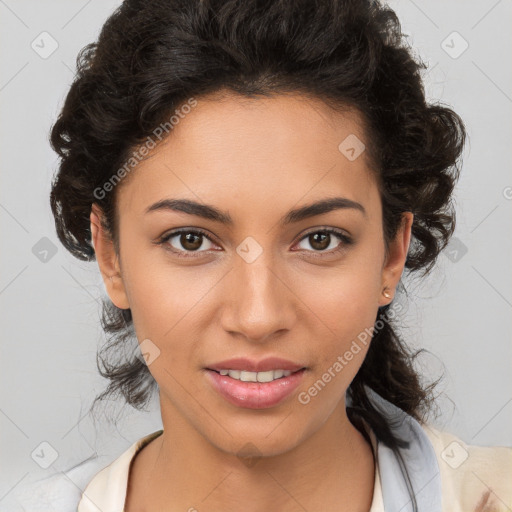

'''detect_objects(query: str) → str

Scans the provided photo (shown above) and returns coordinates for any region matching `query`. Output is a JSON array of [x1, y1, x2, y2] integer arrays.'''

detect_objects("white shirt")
[[4, 387, 511, 511], [76, 422, 385, 512]]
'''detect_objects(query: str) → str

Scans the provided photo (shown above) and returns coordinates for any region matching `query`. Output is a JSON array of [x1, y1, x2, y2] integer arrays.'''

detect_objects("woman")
[[22, 0, 512, 510]]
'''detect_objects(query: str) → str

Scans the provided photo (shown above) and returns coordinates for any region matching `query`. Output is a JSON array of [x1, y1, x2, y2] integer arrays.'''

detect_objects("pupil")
[[182, 232, 202, 250], [311, 232, 329, 250]]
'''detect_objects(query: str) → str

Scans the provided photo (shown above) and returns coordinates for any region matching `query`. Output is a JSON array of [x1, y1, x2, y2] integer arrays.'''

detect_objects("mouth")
[[204, 356, 307, 375], [206, 367, 306, 383], [203, 367, 307, 409]]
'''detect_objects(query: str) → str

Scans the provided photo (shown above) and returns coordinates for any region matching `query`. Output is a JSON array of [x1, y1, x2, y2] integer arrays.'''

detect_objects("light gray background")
[[1, 0, 511, 503]]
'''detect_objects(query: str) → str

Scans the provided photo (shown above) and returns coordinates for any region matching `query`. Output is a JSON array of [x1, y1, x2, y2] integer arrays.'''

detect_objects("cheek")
[[130, 274, 210, 339], [292, 258, 382, 373], [119, 243, 210, 339], [297, 264, 381, 333], [121, 260, 215, 388]]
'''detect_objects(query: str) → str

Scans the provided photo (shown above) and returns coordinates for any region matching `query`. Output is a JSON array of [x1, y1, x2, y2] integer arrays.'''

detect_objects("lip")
[[205, 357, 307, 373], [204, 367, 307, 409]]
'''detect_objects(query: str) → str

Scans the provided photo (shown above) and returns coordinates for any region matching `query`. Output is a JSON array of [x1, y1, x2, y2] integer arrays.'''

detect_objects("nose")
[[220, 250, 296, 343]]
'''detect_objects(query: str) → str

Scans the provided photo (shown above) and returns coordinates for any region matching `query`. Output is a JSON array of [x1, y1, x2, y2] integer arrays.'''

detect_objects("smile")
[[212, 369, 298, 382], [205, 368, 307, 409]]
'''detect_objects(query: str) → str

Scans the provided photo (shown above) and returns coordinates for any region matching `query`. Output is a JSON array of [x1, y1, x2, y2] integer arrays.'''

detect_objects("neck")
[[127, 398, 376, 512]]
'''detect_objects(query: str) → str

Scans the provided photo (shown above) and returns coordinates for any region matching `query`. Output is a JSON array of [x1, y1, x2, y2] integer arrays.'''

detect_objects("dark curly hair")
[[49, 0, 466, 505]]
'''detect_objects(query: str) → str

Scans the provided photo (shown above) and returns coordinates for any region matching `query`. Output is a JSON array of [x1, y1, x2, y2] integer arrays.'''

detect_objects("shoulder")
[[2, 431, 164, 512], [78, 429, 164, 511], [1, 455, 109, 512], [421, 423, 512, 512]]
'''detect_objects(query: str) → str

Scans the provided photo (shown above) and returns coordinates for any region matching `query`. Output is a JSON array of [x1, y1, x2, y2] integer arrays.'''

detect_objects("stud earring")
[[382, 288, 392, 299]]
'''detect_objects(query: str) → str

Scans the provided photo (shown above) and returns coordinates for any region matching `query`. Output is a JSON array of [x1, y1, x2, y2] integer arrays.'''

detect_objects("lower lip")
[[204, 369, 306, 409]]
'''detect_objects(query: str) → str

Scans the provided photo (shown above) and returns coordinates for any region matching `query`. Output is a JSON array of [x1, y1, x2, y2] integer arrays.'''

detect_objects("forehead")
[[116, 92, 378, 220]]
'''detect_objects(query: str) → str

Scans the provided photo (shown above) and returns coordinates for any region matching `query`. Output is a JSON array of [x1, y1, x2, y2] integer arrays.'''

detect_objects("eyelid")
[[296, 225, 352, 241]]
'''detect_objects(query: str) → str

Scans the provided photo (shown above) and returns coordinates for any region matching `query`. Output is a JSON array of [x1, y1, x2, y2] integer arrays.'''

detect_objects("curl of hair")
[[50, 0, 466, 502]]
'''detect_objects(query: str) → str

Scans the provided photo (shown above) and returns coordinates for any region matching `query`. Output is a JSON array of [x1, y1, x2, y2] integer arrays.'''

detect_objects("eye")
[[156, 228, 219, 257], [156, 226, 353, 259], [294, 228, 353, 255]]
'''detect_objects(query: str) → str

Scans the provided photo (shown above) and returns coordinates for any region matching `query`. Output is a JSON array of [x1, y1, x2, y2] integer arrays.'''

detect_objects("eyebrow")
[[144, 196, 367, 225]]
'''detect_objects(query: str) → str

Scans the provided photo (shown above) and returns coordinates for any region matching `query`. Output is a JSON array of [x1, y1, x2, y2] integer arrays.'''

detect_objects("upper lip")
[[206, 357, 307, 373]]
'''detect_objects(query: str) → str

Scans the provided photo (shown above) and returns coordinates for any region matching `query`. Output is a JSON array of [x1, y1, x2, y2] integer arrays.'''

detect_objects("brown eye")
[[180, 232, 203, 251], [308, 232, 331, 251], [158, 229, 217, 256], [295, 228, 353, 255]]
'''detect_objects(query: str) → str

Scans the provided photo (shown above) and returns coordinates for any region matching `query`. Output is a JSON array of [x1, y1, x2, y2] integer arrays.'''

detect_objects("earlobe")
[[379, 212, 414, 307], [90, 204, 130, 310]]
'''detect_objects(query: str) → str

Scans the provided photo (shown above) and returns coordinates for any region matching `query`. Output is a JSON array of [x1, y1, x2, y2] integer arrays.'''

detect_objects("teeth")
[[218, 369, 294, 382]]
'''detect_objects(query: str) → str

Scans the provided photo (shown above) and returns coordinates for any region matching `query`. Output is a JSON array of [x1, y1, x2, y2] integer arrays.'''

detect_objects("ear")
[[378, 211, 414, 307], [90, 203, 130, 309]]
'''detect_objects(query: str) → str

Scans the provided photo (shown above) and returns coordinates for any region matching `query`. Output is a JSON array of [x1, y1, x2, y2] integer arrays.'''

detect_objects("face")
[[91, 91, 412, 458]]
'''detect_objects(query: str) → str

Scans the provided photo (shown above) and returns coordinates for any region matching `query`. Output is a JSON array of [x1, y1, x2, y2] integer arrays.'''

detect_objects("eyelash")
[[155, 227, 353, 259]]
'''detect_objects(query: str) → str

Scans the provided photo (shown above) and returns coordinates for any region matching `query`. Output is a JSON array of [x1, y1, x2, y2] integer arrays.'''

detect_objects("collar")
[[78, 387, 442, 512], [349, 386, 442, 512]]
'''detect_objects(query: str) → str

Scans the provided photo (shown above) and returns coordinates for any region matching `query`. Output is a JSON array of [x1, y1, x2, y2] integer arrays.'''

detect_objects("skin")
[[90, 91, 413, 512]]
